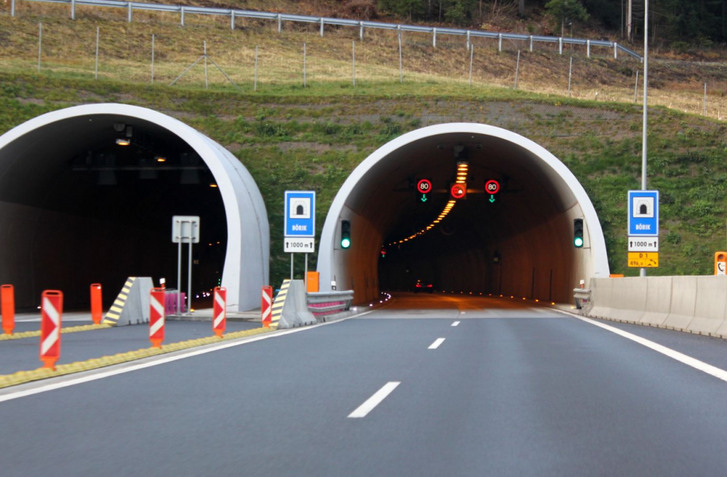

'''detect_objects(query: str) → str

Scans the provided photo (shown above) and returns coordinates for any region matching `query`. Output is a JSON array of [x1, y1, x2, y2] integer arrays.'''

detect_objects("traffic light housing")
[[573, 218, 584, 248], [340, 220, 351, 249]]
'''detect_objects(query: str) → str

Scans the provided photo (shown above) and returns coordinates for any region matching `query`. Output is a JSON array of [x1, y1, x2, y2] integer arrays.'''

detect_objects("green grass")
[[2, 4, 727, 285]]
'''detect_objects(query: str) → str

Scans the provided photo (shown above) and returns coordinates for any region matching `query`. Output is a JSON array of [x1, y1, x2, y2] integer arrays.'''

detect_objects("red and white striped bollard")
[[261, 286, 273, 327], [213, 287, 226, 338], [40, 290, 63, 370], [149, 288, 165, 348]]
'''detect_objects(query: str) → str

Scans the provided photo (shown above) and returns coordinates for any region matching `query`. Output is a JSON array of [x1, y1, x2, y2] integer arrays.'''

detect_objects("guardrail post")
[[71, 0, 75, 19], [1, 284, 15, 335], [466, 30, 470, 50], [432, 28, 436, 48], [587, 39, 591, 58], [277, 14, 281, 32], [498, 33, 502, 52], [230, 10, 235, 30], [359, 21, 364, 41], [11, 0, 16, 17], [127, 2, 132, 22], [180, 6, 185, 26], [529, 35, 533, 52], [614, 42, 618, 59], [320, 17, 324, 37], [559, 37, 563, 55]]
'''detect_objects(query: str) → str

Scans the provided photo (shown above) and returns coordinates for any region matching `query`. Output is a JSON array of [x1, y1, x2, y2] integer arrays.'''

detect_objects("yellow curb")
[[0, 326, 272, 389], [0, 323, 112, 341]]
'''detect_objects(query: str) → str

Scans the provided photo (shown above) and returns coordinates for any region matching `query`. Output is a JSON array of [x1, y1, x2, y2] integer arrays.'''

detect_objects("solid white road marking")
[[577, 316, 727, 383], [428, 338, 446, 350], [348, 381, 401, 418], [451, 321, 460, 327]]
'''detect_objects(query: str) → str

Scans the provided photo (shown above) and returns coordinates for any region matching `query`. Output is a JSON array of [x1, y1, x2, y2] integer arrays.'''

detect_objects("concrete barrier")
[[584, 275, 727, 339]]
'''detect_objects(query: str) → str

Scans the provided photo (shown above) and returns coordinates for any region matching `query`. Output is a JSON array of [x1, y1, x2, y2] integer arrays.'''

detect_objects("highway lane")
[[1, 294, 727, 476]]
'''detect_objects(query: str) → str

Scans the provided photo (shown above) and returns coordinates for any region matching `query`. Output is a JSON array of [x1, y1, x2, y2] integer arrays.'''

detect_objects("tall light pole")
[[640, 0, 649, 277]]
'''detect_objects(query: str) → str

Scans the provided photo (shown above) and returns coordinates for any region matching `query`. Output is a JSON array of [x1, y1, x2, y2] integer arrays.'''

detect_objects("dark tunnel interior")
[[335, 131, 587, 304], [0, 115, 227, 311]]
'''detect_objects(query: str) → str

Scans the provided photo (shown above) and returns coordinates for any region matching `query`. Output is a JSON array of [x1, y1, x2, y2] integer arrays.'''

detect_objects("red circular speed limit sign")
[[417, 179, 432, 194], [485, 180, 500, 194]]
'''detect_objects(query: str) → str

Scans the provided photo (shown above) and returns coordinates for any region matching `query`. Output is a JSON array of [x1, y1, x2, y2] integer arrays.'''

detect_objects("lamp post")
[[640, 0, 649, 277]]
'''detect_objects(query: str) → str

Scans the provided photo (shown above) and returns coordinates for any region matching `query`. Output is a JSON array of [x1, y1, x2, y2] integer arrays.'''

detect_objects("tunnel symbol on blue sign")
[[628, 190, 659, 236]]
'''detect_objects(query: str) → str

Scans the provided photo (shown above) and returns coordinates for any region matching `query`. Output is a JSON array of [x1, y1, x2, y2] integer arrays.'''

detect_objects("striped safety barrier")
[[40, 290, 63, 370], [149, 288, 165, 348], [103, 277, 136, 326], [269, 280, 290, 330], [213, 287, 226, 338]]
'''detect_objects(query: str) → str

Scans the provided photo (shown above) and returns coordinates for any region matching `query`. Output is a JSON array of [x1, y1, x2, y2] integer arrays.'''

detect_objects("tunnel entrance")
[[318, 123, 609, 304], [0, 104, 269, 312]]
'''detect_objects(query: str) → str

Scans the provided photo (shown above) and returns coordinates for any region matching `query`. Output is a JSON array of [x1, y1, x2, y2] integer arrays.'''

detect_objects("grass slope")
[[1, 4, 726, 287]]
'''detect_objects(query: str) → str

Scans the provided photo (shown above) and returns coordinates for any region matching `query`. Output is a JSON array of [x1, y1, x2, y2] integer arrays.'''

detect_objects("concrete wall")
[[586, 276, 727, 339]]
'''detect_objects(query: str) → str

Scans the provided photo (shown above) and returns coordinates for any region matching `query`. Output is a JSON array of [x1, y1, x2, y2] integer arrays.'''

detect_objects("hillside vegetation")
[[1, 2, 727, 286]]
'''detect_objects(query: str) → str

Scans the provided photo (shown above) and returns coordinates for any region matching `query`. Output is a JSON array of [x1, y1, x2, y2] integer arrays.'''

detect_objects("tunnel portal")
[[0, 104, 268, 311], [318, 123, 609, 304]]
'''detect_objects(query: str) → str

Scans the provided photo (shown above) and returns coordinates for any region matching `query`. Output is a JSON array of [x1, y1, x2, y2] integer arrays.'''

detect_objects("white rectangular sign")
[[628, 236, 659, 252], [284, 237, 315, 253], [172, 216, 200, 244]]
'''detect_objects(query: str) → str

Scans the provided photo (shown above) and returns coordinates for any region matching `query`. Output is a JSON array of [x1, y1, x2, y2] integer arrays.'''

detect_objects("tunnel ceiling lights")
[[386, 161, 468, 248]]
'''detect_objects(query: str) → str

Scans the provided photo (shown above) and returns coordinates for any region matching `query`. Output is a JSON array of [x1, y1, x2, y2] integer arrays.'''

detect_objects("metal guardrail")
[[307, 290, 353, 320], [21, 0, 643, 61]]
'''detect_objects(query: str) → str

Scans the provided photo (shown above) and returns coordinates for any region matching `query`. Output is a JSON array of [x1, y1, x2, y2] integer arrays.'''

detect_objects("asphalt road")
[[1, 294, 727, 476]]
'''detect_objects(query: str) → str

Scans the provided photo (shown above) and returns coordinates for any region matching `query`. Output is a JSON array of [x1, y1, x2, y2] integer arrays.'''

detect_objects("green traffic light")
[[574, 237, 584, 248], [341, 237, 351, 249]]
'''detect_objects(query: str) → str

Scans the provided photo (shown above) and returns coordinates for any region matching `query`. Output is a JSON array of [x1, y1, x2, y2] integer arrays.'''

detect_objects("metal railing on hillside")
[[15, 0, 643, 61]]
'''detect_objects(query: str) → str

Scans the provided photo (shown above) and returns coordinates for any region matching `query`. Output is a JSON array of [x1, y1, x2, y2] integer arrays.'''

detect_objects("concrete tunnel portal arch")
[[0, 104, 268, 312], [318, 123, 610, 304]]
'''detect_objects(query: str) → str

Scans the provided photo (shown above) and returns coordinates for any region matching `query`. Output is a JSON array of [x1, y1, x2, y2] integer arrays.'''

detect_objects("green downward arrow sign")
[[489, 194, 496, 203], [421, 194, 428, 203]]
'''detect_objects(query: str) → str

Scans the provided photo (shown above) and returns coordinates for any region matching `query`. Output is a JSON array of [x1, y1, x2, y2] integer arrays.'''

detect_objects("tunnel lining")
[[318, 122, 610, 301], [0, 104, 269, 311]]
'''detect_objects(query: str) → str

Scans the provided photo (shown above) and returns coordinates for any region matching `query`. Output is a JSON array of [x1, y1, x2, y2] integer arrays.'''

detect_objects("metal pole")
[[37, 23, 42, 73], [290, 254, 294, 280], [254, 46, 258, 91], [177, 238, 182, 315], [468, 45, 474, 86], [513, 50, 520, 89], [11, 0, 16, 17], [71, 0, 75, 20], [303, 43, 307, 87], [187, 232, 193, 314], [398, 30, 403, 83], [640, 0, 649, 278], [204, 41, 208, 89], [304, 253, 308, 289], [568, 56, 573, 97], [151, 34, 155, 84], [95, 26, 99, 80]]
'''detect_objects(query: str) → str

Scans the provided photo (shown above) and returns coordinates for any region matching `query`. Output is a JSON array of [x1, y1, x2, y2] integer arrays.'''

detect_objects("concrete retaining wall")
[[586, 275, 727, 339]]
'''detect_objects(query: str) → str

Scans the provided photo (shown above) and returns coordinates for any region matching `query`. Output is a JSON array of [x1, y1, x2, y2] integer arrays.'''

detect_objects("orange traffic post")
[[715, 252, 727, 275], [40, 290, 63, 370], [90, 283, 103, 325], [212, 287, 227, 338], [261, 286, 273, 328], [149, 288, 165, 348], [1, 284, 15, 335]]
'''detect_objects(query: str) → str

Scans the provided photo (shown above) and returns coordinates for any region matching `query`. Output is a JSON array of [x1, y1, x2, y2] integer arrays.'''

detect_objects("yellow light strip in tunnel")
[[388, 162, 468, 247]]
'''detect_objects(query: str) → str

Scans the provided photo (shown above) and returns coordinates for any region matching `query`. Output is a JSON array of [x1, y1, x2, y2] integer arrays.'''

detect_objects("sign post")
[[172, 216, 200, 315], [284, 191, 316, 280], [627, 190, 659, 269]]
